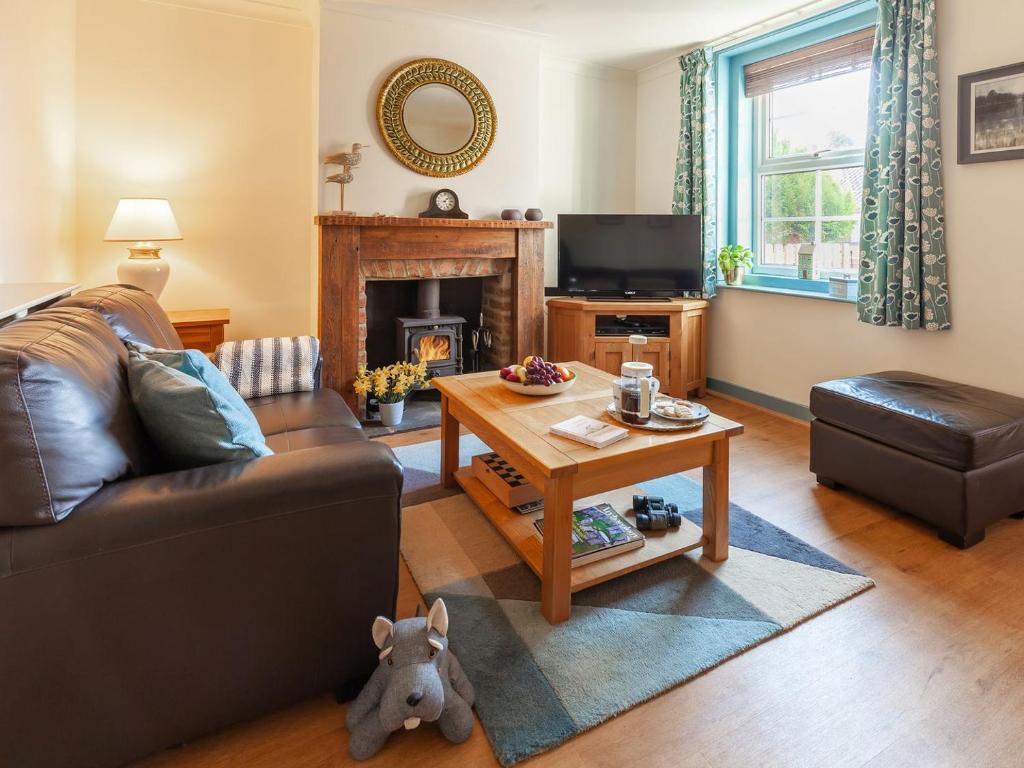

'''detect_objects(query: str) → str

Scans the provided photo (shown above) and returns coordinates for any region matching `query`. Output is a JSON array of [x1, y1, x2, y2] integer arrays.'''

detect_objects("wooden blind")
[[743, 27, 875, 97]]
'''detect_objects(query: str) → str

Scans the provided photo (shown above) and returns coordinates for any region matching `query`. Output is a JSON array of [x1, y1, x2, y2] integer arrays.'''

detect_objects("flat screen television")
[[556, 214, 702, 298]]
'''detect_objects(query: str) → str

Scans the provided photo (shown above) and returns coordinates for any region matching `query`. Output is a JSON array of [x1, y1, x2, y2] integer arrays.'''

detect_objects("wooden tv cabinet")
[[546, 297, 709, 398]]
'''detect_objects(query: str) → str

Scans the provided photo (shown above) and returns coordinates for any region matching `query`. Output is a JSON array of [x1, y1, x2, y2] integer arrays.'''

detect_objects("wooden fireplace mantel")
[[316, 215, 552, 411], [314, 214, 552, 229]]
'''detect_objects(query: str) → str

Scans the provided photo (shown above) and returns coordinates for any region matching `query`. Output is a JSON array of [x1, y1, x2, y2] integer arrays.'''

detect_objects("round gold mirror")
[[377, 58, 496, 177], [403, 84, 475, 154]]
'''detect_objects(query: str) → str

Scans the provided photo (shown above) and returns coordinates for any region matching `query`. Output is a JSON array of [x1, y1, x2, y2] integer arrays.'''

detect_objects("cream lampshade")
[[104, 198, 182, 299]]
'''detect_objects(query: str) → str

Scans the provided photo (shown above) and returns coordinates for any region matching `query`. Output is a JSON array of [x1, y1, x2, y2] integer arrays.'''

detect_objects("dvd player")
[[594, 314, 670, 337]]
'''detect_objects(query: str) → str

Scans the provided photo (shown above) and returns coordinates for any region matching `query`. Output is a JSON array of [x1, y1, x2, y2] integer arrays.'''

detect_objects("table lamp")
[[104, 198, 182, 299]]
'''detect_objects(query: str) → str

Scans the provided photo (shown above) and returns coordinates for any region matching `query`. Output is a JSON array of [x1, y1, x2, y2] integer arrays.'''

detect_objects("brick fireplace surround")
[[316, 215, 551, 412]]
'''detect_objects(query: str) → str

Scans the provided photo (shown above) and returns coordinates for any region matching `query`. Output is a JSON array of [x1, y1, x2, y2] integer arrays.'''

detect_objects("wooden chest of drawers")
[[167, 308, 230, 354]]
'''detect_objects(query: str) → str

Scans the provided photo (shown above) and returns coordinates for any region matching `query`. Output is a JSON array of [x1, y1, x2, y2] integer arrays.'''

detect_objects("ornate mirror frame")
[[376, 58, 497, 178]]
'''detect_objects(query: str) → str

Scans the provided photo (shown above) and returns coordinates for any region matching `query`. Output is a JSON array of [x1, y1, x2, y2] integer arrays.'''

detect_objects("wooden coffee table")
[[432, 362, 744, 624]]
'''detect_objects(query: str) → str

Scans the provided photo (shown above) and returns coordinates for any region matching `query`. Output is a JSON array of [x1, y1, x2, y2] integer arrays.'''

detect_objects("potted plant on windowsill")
[[718, 244, 754, 286], [354, 361, 428, 427]]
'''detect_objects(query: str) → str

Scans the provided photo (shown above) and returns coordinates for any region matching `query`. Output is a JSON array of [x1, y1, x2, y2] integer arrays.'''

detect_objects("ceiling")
[[358, 0, 836, 70]]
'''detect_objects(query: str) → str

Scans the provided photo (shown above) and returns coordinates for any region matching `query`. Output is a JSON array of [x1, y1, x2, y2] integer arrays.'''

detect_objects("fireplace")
[[395, 279, 464, 379], [315, 215, 550, 413]]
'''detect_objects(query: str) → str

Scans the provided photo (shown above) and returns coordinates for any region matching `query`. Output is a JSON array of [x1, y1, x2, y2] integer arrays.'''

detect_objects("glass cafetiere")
[[613, 361, 661, 425]]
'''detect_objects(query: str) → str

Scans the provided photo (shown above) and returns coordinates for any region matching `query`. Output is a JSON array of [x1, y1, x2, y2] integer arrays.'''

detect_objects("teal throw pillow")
[[127, 343, 273, 468]]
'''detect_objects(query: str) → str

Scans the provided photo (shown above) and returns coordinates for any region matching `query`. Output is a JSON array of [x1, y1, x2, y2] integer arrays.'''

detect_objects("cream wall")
[[74, 0, 315, 340], [319, 4, 638, 290], [0, 0, 77, 283], [635, 0, 1024, 405], [318, 4, 542, 219], [635, 58, 681, 216], [539, 57, 637, 284], [2, 0, 636, 337]]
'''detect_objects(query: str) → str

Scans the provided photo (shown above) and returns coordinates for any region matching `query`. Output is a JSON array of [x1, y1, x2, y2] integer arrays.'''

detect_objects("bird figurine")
[[325, 143, 365, 167], [326, 170, 354, 185], [324, 143, 366, 215]]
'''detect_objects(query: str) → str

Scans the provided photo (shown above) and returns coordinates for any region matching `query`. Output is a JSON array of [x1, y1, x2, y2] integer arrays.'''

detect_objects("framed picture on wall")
[[958, 61, 1024, 164]]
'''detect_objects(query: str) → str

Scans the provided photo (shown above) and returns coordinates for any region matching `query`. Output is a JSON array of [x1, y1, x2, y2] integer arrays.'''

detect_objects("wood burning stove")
[[395, 279, 464, 379]]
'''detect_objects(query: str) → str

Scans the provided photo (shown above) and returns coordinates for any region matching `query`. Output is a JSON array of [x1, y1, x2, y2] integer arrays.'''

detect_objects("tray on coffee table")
[[605, 400, 710, 431]]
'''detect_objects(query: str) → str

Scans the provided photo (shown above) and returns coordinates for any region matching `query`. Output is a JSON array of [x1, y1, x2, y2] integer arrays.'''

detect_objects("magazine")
[[533, 503, 644, 567]]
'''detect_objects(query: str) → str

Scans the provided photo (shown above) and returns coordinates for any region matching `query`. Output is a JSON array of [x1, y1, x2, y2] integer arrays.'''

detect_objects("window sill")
[[716, 282, 857, 304]]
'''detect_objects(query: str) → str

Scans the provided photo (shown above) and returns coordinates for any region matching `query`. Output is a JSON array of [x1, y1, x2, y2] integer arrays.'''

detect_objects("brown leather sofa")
[[0, 285, 403, 768], [810, 371, 1024, 548]]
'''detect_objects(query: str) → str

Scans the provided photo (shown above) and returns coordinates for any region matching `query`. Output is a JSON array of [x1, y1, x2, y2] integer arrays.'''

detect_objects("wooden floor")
[[134, 395, 1024, 768]]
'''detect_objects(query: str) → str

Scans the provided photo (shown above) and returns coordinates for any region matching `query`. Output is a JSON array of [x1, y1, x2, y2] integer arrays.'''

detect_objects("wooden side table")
[[168, 308, 230, 353]]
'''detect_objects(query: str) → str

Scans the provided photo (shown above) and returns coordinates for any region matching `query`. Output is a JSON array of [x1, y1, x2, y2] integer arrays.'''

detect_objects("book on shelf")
[[533, 503, 644, 567], [549, 415, 628, 449]]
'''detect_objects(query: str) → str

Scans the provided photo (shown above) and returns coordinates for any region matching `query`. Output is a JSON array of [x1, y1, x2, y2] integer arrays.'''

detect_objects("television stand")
[[547, 297, 708, 398]]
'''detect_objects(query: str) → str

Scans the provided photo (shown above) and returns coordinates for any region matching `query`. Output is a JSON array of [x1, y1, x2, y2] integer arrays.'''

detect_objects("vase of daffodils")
[[353, 361, 428, 427]]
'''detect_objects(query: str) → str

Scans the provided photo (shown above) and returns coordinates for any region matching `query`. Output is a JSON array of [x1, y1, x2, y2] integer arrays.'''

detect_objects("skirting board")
[[706, 377, 813, 422]]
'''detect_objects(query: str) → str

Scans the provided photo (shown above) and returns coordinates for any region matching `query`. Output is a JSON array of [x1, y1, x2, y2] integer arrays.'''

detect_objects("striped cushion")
[[214, 336, 320, 400]]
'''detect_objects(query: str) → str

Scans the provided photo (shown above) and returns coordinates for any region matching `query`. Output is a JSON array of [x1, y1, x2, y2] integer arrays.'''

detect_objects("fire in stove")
[[394, 279, 465, 379], [418, 334, 450, 362]]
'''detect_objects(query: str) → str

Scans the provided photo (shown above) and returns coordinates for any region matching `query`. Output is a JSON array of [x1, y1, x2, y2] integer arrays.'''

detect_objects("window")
[[754, 68, 869, 278], [715, 1, 877, 294]]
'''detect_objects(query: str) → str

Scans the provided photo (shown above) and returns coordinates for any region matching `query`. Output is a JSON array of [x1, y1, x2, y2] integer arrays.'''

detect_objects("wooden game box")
[[470, 452, 543, 509]]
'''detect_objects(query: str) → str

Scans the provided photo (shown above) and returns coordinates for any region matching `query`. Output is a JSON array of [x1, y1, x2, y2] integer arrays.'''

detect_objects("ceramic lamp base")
[[117, 249, 171, 299]]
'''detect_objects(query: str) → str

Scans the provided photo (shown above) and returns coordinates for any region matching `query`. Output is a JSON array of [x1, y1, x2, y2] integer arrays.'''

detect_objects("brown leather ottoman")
[[810, 371, 1024, 548]]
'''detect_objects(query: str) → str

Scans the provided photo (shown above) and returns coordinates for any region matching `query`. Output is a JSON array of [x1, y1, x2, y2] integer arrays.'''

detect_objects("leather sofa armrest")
[[8, 441, 403, 575], [0, 438, 402, 768]]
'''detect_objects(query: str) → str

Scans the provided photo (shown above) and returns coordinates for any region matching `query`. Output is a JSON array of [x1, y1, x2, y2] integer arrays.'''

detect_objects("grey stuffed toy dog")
[[346, 598, 476, 760]]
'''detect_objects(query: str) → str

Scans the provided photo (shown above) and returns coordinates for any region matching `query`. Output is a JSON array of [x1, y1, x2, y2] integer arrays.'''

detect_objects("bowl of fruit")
[[499, 357, 576, 396]]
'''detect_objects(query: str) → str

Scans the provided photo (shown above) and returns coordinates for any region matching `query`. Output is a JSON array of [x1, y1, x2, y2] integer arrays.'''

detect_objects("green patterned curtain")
[[859, 0, 950, 330], [672, 48, 717, 297]]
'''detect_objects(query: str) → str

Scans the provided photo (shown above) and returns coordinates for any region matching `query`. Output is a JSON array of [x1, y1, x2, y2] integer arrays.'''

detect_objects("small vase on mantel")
[[379, 400, 405, 427]]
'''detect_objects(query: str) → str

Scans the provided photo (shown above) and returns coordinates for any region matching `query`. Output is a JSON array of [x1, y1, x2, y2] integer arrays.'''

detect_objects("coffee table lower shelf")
[[453, 467, 706, 594]]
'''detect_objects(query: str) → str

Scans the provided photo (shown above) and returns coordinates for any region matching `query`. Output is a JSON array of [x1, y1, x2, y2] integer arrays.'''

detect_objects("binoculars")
[[632, 495, 682, 531]]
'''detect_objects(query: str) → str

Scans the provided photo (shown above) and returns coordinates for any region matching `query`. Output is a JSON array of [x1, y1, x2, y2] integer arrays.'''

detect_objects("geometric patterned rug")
[[397, 440, 874, 766]]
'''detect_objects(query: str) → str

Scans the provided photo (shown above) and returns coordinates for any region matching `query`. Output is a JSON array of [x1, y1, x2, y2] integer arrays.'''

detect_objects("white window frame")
[[752, 89, 866, 279]]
